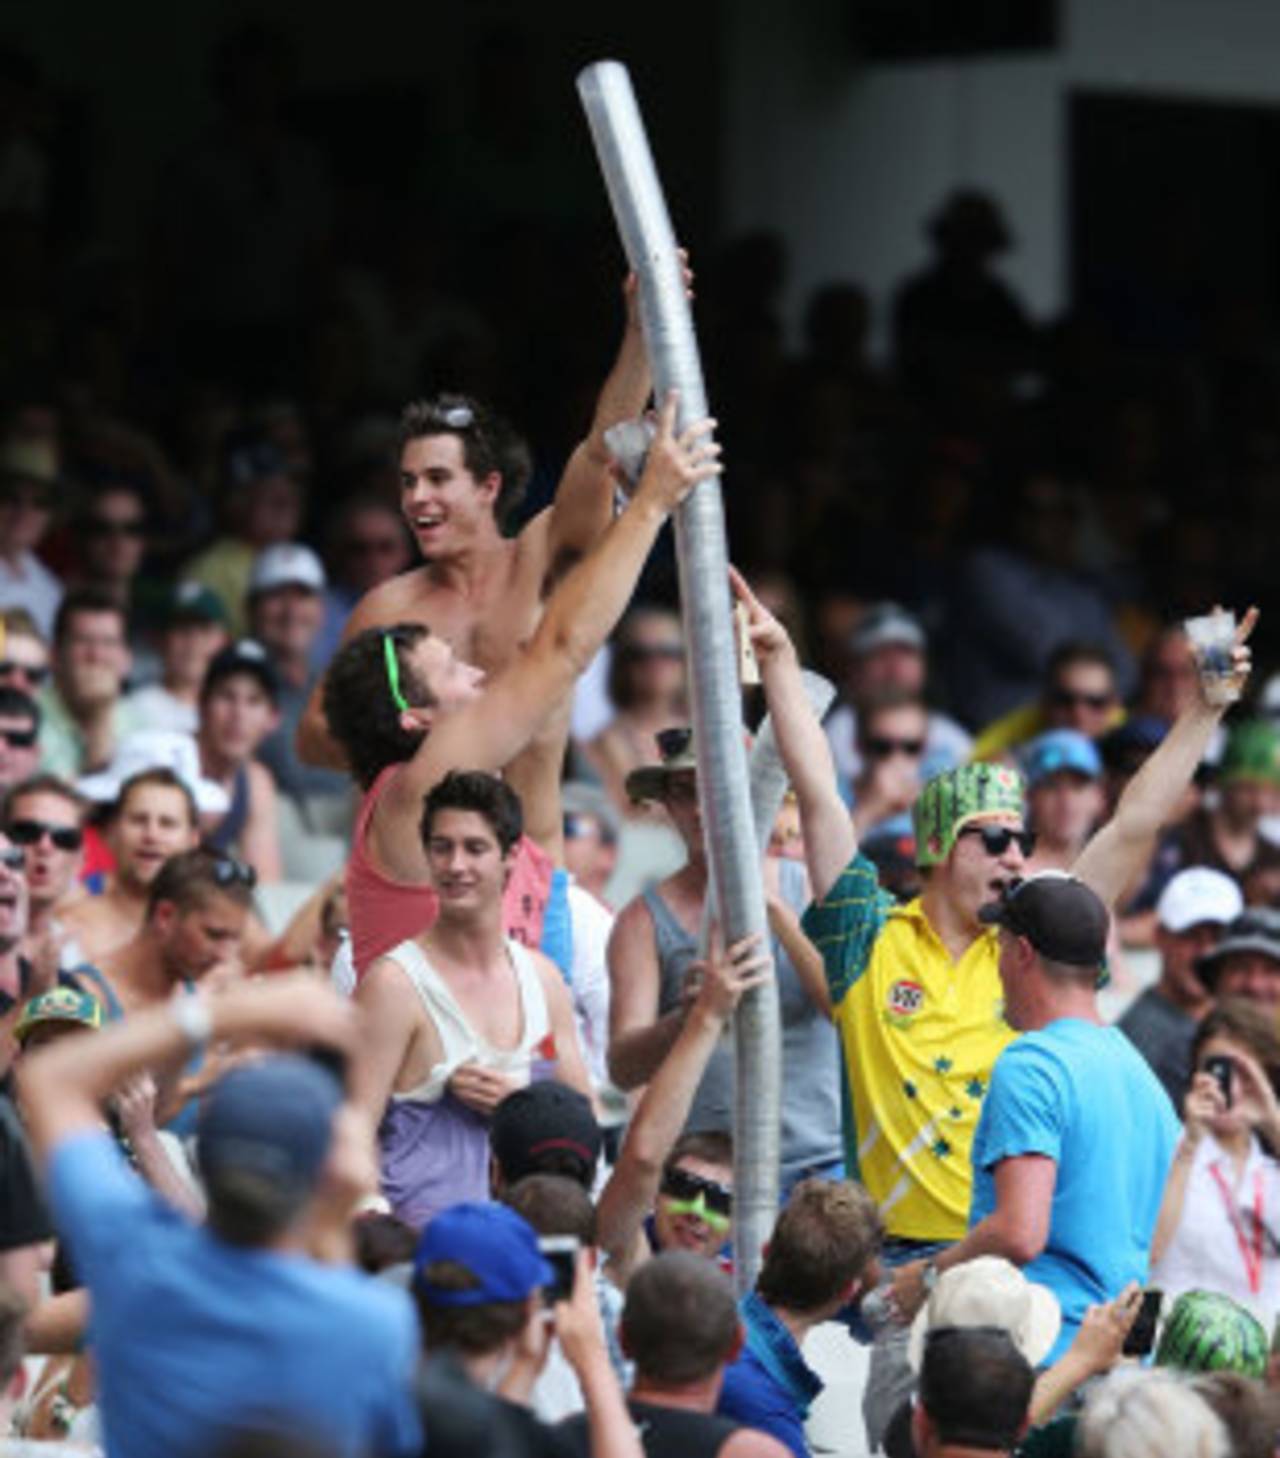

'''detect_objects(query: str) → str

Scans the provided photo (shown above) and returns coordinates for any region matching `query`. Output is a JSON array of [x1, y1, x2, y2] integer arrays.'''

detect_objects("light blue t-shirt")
[[969, 1019, 1180, 1364], [49, 1132, 422, 1458]]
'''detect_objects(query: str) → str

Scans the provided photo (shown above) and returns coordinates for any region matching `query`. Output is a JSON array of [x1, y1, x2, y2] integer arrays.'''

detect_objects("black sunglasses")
[[0, 846, 24, 871], [1051, 689, 1113, 711], [0, 726, 37, 750], [623, 643, 684, 663], [7, 820, 83, 852], [655, 726, 693, 760], [210, 855, 257, 890], [865, 736, 925, 759], [0, 662, 48, 686], [959, 824, 1036, 858], [661, 1166, 733, 1218], [85, 517, 146, 539]]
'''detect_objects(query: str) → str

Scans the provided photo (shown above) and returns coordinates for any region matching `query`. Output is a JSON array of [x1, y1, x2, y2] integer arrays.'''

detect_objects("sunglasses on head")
[[661, 1166, 733, 1218], [0, 846, 24, 871], [210, 855, 257, 889], [0, 726, 37, 750], [7, 820, 83, 852], [1051, 689, 1113, 711], [0, 662, 48, 686], [959, 824, 1036, 858], [865, 736, 925, 759]]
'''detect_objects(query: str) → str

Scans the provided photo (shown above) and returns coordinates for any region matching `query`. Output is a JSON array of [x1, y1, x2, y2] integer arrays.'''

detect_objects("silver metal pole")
[[577, 60, 780, 1289]]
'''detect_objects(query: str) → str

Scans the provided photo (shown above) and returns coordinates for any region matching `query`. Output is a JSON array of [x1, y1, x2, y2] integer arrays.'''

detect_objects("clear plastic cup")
[[1184, 609, 1237, 706]]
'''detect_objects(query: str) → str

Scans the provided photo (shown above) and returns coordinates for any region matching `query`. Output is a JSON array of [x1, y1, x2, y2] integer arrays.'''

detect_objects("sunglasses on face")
[[0, 846, 24, 871], [0, 662, 48, 687], [864, 736, 925, 759], [624, 643, 685, 664], [0, 726, 37, 750], [661, 1166, 733, 1219], [210, 855, 257, 889], [7, 820, 83, 852], [959, 824, 1036, 858], [85, 518, 146, 539], [1050, 689, 1113, 711]]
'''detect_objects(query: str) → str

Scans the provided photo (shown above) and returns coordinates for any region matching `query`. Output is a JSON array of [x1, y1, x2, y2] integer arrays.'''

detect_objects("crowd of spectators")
[[5, 17, 1280, 1458]]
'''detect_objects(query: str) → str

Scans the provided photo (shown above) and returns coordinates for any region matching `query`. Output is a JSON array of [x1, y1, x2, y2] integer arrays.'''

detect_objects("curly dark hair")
[[323, 624, 436, 789], [421, 770, 523, 856], [398, 393, 533, 528]]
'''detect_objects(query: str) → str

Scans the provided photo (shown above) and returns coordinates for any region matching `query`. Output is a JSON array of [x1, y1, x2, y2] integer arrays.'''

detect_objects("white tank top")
[[381, 937, 552, 1104]]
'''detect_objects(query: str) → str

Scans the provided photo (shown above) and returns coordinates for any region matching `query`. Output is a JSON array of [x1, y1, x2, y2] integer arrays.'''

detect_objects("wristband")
[[172, 991, 213, 1054], [922, 1259, 940, 1296]]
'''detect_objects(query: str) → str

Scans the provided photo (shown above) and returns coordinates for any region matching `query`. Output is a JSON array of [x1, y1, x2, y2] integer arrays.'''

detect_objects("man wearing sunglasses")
[[4, 773, 88, 979], [732, 572, 1254, 1448], [972, 641, 1122, 763], [0, 688, 40, 797]]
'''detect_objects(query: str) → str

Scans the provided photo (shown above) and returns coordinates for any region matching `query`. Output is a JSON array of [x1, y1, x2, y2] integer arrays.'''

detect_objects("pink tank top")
[[347, 765, 556, 976]]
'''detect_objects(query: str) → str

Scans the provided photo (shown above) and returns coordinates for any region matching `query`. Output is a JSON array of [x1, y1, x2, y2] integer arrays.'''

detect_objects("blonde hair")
[[1077, 1369, 1229, 1458]]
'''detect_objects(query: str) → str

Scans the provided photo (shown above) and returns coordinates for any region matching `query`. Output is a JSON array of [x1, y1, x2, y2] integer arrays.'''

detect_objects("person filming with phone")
[[1151, 999, 1280, 1325]]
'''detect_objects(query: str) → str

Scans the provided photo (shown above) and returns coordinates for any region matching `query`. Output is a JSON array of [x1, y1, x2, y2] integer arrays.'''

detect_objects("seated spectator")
[[1135, 626, 1200, 726], [72, 479, 149, 617], [0, 688, 40, 796], [413, 1201, 638, 1458], [249, 543, 350, 824], [824, 603, 970, 798], [1077, 1368, 1229, 1458], [128, 582, 229, 736], [5, 773, 89, 977], [1135, 720, 1280, 910], [719, 1179, 883, 1458], [582, 606, 687, 819], [1195, 909, 1280, 1011], [910, 1325, 1036, 1458], [0, 438, 62, 638], [315, 495, 413, 667], [0, 607, 52, 700], [561, 1250, 790, 1458], [1020, 730, 1104, 870], [38, 588, 142, 778], [18, 976, 422, 1458], [197, 641, 283, 880], [1119, 868, 1242, 1108], [65, 756, 208, 961], [1151, 999, 1280, 1323], [971, 640, 1123, 764], [490, 1081, 603, 1197], [561, 782, 620, 908], [354, 772, 592, 1229], [851, 689, 929, 840]]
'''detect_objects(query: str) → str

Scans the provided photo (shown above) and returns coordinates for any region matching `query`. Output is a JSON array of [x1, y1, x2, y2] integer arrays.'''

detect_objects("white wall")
[[723, 0, 1280, 345]]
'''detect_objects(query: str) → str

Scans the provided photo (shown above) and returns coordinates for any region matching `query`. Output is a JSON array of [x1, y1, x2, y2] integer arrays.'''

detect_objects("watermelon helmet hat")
[[912, 762, 1026, 869], [1154, 1290, 1269, 1379]]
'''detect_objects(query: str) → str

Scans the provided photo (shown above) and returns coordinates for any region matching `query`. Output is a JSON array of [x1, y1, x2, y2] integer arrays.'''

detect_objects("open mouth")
[[413, 511, 445, 534]]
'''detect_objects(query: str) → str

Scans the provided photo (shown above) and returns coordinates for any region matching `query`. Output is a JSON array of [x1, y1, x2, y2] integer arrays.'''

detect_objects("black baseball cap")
[[201, 639, 280, 705], [978, 872, 1109, 968], [490, 1081, 602, 1189]]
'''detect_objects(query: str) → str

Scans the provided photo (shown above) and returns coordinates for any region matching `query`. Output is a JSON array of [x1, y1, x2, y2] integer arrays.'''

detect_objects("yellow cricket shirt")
[[801, 854, 1015, 1242]]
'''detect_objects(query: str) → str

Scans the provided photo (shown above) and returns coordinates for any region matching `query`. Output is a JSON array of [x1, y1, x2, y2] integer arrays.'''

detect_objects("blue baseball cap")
[[196, 1055, 342, 1201], [1022, 730, 1101, 787], [414, 1203, 554, 1307]]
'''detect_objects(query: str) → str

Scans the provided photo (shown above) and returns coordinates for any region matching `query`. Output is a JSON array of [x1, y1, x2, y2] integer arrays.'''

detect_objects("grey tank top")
[[645, 859, 843, 1181]]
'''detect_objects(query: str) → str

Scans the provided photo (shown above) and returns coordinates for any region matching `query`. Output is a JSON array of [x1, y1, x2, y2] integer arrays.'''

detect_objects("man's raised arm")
[[1072, 607, 1257, 909]]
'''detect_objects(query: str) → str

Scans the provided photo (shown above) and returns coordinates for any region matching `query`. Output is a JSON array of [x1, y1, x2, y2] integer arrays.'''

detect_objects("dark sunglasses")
[[661, 1166, 733, 1218], [656, 726, 692, 760], [0, 662, 48, 686], [8, 820, 83, 852], [1051, 689, 1113, 711], [959, 824, 1036, 858], [0, 726, 37, 750], [0, 846, 24, 871], [865, 736, 925, 759], [85, 517, 146, 539], [211, 855, 257, 890], [623, 643, 684, 664]]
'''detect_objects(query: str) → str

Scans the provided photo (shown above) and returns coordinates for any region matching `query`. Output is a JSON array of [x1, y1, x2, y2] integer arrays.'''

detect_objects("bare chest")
[[401, 558, 545, 673]]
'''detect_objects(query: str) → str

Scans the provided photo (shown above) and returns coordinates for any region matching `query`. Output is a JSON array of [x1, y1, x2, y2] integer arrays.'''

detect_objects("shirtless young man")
[[297, 275, 661, 854]]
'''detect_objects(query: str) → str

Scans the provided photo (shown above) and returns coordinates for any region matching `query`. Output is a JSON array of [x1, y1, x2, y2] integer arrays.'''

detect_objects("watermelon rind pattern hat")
[[1154, 1290, 1268, 1379], [912, 762, 1026, 868]]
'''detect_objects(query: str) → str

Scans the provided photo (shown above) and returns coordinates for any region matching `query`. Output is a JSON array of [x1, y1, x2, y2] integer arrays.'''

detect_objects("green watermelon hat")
[[1154, 1289, 1268, 1379], [912, 762, 1026, 868]]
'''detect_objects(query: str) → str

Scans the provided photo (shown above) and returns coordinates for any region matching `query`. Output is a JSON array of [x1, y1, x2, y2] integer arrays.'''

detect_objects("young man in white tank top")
[[354, 771, 594, 1228]]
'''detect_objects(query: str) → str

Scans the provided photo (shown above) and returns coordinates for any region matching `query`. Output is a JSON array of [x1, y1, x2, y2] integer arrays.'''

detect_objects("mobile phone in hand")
[[1204, 1055, 1234, 1109], [538, 1235, 580, 1307], [1122, 1288, 1163, 1357]]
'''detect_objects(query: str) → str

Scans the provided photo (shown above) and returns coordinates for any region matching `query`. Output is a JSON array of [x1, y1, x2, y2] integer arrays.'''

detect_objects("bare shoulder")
[[528, 946, 570, 998], [723, 1432, 792, 1458], [354, 952, 415, 1010], [346, 567, 435, 631], [246, 760, 277, 799]]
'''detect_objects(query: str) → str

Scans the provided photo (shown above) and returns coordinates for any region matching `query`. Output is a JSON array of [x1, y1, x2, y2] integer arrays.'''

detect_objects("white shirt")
[[0, 551, 62, 638], [566, 881, 614, 1088], [124, 684, 199, 737]]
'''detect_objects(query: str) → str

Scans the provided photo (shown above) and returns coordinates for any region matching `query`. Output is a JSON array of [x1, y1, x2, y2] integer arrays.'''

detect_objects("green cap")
[[1155, 1290, 1268, 1378], [912, 762, 1025, 868], [14, 986, 102, 1045], [1220, 720, 1280, 787]]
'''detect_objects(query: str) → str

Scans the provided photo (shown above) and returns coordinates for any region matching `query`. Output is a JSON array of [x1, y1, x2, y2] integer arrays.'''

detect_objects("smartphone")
[[1122, 1288, 1163, 1358], [538, 1235, 580, 1307], [1204, 1055, 1234, 1109]]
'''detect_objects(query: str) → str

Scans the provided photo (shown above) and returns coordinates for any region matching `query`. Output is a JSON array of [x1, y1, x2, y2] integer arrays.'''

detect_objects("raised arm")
[[595, 934, 769, 1281], [731, 568, 854, 900], [1072, 608, 1256, 909]]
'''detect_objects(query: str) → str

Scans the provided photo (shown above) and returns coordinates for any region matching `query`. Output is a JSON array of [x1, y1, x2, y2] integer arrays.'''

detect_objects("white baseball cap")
[[249, 543, 326, 597], [78, 730, 229, 816], [1155, 867, 1244, 935], [907, 1256, 1061, 1372]]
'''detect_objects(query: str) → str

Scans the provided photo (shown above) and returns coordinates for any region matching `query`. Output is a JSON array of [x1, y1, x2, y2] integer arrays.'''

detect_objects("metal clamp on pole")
[[577, 59, 781, 1289]]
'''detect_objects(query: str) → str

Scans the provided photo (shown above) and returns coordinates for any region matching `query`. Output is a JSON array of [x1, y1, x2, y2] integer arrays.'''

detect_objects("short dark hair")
[[117, 767, 198, 829], [421, 771, 523, 857], [399, 395, 532, 528], [855, 686, 927, 745], [1046, 640, 1115, 686], [323, 624, 436, 789], [1192, 999, 1280, 1097], [663, 1130, 734, 1184], [757, 1179, 883, 1313], [414, 1261, 529, 1357], [53, 586, 126, 648], [4, 772, 86, 824], [206, 1168, 305, 1247], [502, 1174, 597, 1245], [0, 686, 38, 730], [621, 1252, 740, 1385], [918, 1326, 1034, 1450], [146, 848, 255, 919], [353, 1213, 418, 1275]]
